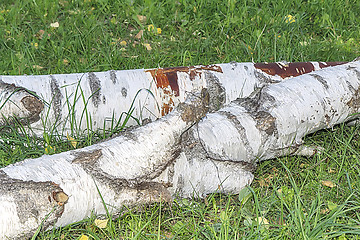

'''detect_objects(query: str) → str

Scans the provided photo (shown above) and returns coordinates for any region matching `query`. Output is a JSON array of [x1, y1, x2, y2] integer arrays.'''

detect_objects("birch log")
[[0, 60, 359, 239], [0, 89, 210, 239], [0, 62, 344, 136]]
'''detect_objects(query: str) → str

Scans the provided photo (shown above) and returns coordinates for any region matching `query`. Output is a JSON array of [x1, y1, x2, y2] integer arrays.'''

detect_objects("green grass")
[[1, 0, 360, 239]]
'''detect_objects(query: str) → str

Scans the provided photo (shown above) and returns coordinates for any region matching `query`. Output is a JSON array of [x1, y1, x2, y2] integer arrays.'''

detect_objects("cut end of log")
[[21, 95, 44, 116], [0, 81, 44, 127], [52, 191, 69, 206]]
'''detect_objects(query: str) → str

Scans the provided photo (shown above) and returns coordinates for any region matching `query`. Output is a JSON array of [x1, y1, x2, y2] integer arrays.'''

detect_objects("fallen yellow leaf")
[[321, 180, 336, 188], [285, 14, 296, 24], [256, 217, 269, 229], [94, 218, 108, 229], [45, 145, 55, 154], [31, 42, 39, 49], [147, 24, 154, 31], [50, 22, 59, 28], [66, 132, 77, 148], [79, 235, 89, 240], [120, 40, 127, 46]]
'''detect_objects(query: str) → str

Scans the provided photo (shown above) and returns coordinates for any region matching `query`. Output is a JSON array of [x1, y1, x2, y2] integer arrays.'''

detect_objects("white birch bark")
[[0, 60, 359, 239], [0, 62, 343, 136]]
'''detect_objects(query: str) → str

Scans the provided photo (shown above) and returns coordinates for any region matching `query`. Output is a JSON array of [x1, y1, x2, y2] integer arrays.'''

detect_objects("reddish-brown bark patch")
[[255, 62, 347, 79], [146, 65, 222, 116]]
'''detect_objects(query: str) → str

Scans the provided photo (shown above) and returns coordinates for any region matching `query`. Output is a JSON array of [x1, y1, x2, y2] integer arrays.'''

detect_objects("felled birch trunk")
[[0, 60, 359, 239], [0, 62, 344, 135]]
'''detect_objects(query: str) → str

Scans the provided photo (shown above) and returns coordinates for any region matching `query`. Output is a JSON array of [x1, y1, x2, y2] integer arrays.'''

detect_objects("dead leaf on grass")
[[66, 132, 77, 148], [137, 15, 147, 24], [94, 218, 108, 229], [321, 180, 336, 188], [256, 217, 269, 228], [321, 208, 330, 214], [50, 22, 59, 28], [135, 29, 143, 39], [32, 65, 44, 70], [35, 29, 50, 39]]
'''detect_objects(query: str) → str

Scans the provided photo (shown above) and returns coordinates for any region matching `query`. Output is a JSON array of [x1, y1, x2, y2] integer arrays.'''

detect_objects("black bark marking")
[[253, 111, 277, 135], [234, 88, 278, 137], [50, 76, 63, 121], [139, 146, 182, 182], [205, 71, 226, 112], [87, 72, 102, 108], [230, 61, 238, 70], [183, 128, 257, 174], [325, 114, 331, 125], [353, 69, 360, 80], [71, 149, 173, 204], [345, 80, 356, 94], [218, 110, 255, 158], [175, 175, 185, 196], [121, 87, 127, 97], [347, 88, 360, 113], [254, 69, 281, 84], [110, 70, 117, 84], [346, 68, 360, 113], [310, 73, 329, 89], [102, 95, 106, 104], [72, 149, 102, 164], [235, 88, 277, 113]]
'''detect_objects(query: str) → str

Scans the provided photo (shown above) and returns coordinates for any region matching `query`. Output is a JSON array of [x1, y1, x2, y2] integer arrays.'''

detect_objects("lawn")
[[1, 0, 360, 239]]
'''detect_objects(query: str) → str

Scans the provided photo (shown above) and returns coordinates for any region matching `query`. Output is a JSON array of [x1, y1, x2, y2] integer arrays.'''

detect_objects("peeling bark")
[[0, 61, 359, 239], [0, 62, 344, 135]]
